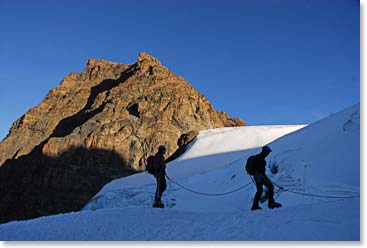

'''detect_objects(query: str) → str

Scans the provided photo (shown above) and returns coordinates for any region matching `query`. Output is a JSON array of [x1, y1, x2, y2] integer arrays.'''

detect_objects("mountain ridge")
[[1, 52, 245, 168], [0, 52, 245, 223]]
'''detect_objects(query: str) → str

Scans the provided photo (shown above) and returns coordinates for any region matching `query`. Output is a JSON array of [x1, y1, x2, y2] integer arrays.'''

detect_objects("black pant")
[[252, 173, 275, 207], [155, 175, 167, 201]]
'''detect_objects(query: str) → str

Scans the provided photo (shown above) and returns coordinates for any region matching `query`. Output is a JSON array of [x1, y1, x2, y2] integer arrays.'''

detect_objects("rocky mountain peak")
[[0, 52, 245, 223], [137, 52, 161, 65], [86, 58, 118, 68]]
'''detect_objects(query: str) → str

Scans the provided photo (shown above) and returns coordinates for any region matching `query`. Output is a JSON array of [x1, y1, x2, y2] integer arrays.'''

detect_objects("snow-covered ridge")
[[268, 103, 360, 188], [89, 125, 305, 195], [178, 125, 307, 160], [0, 103, 359, 241]]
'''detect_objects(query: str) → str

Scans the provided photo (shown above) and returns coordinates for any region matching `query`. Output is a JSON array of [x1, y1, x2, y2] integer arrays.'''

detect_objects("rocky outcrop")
[[0, 52, 245, 170], [0, 52, 245, 223], [166, 130, 199, 163]]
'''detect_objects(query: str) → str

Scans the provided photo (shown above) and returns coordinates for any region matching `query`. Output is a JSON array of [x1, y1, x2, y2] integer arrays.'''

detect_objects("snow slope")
[[0, 104, 360, 241]]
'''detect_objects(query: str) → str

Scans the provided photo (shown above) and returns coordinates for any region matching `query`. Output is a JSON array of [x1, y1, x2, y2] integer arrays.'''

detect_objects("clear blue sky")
[[0, 0, 359, 139]]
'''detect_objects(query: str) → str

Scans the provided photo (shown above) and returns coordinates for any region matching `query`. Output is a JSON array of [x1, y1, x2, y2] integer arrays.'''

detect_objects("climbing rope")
[[165, 174, 252, 196], [90, 150, 359, 207], [269, 178, 360, 199], [280, 188, 359, 199]]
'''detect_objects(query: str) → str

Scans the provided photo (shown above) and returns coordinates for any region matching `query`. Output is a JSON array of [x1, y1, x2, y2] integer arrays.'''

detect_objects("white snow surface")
[[0, 104, 360, 241]]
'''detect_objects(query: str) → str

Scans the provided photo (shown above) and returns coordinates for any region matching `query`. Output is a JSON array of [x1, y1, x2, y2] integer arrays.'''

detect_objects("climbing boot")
[[268, 202, 282, 209], [157, 201, 165, 208], [251, 205, 262, 211], [153, 200, 165, 208]]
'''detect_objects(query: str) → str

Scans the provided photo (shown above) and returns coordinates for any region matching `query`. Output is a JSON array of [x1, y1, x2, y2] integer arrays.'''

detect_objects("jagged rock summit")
[[0, 52, 245, 223], [1, 52, 245, 169]]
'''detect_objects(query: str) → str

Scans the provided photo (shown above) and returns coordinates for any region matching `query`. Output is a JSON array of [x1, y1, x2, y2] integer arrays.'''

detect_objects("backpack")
[[146, 155, 156, 175], [245, 155, 256, 175]]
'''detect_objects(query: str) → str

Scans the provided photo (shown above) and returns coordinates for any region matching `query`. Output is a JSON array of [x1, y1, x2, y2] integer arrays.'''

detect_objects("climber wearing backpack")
[[146, 145, 167, 208], [246, 146, 282, 211]]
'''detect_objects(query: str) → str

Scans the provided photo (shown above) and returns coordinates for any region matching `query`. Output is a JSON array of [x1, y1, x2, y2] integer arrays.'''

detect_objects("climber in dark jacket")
[[250, 146, 282, 211], [152, 145, 167, 208]]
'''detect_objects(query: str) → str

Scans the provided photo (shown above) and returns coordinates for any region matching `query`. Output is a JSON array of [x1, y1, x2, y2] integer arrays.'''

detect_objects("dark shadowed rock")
[[0, 146, 133, 224]]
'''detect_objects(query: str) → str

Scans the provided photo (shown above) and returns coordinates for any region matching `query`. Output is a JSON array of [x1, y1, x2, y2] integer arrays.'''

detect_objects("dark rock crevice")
[[127, 102, 140, 118], [51, 65, 137, 139]]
